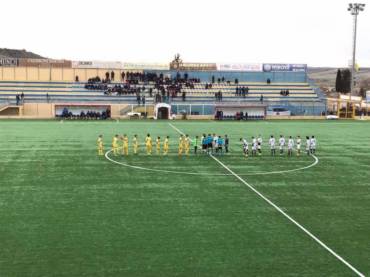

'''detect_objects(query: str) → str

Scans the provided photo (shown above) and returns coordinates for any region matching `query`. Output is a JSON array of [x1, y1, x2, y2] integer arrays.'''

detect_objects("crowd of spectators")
[[280, 89, 290, 96], [83, 72, 274, 103], [215, 90, 223, 101], [235, 86, 249, 97], [60, 107, 110, 120], [104, 84, 147, 96], [85, 77, 109, 90]]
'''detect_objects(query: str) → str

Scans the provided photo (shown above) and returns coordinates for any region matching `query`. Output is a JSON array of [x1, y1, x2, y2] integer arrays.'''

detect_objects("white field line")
[[105, 148, 318, 176], [168, 123, 364, 277]]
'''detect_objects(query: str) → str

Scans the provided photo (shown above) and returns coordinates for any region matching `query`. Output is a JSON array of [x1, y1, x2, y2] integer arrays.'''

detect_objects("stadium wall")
[[22, 103, 54, 118], [0, 67, 133, 82], [0, 67, 306, 83], [144, 70, 307, 83]]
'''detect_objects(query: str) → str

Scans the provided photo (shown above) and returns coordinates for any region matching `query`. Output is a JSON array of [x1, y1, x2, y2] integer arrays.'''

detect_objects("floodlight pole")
[[348, 3, 365, 99]]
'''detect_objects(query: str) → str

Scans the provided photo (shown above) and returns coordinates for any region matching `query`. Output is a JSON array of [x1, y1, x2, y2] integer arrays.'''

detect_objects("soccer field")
[[0, 120, 369, 276]]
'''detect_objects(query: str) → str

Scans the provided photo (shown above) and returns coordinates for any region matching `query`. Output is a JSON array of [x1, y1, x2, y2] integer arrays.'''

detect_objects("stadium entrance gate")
[[154, 103, 171, 119]]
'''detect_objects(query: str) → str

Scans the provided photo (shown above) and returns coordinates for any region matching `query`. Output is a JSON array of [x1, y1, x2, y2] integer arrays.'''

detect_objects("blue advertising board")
[[263, 63, 307, 72]]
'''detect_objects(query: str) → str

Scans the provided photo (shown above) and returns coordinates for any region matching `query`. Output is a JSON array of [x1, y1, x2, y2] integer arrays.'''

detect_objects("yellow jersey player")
[[145, 134, 152, 155], [123, 134, 129, 155], [112, 134, 119, 156], [133, 134, 139, 154], [97, 135, 104, 156], [178, 135, 184, 156], [185, 134, 190, 156], [163, 136, 169, 155], [156, 137, 161, 154]]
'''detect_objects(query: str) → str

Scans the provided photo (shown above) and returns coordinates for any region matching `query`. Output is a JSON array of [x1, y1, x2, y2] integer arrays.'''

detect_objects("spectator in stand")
[[121, 71, 125, 81], [142, 95, 146, 105], [75, 75, 79, 82], [212, 75, 215, 83], [105, 72, 110, 81], [111, 71, 115, 81], [235, 78, 239, 85], [267, 78, 271, 84], [280, 90, 290, 96], [260, 94, 264, 103]]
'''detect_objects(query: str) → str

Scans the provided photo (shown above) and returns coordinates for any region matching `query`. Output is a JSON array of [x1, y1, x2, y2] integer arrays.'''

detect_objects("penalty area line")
[[168, 122, 364, 277]]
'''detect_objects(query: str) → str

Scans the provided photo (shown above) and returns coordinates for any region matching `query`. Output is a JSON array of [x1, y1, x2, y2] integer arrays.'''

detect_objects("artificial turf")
[[0, 120, 369, 276]]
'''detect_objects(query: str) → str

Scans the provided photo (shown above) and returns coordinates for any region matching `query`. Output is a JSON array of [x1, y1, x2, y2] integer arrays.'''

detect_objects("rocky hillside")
[[0, 48, 45, 59]]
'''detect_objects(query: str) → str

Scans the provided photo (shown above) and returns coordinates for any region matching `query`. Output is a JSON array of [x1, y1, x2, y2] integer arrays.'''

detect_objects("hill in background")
[[0, 48, 45, 59], [308, 67, 370, 93]]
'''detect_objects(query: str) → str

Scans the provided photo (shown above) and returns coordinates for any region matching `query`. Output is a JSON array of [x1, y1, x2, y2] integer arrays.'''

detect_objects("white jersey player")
[[240, 138, 249, 157], [257, 135, 263, 155], [296, 136, 301, 156], [310, 136, 316, 154], [212, 134, 218, 153], [287, 136, 294, 156], [269, 135, 276, 156], [279, 135, 285, 155], [305, 136, 311, 155], [251, 136, 257, 156]]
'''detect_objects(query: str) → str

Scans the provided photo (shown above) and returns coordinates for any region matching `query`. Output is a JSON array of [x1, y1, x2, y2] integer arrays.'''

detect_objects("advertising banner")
[[0, 58, 19, 66], [123, 63, 169, 70], [263, 63, 307, 72], [170, 62, 217, 71], [72, 60, 124, 69], [217, 63, 262, 72], [19, 59, 72, 68]]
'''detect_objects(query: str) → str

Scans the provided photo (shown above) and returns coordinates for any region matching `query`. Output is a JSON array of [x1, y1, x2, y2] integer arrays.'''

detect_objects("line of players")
[[97, 133, 227, 156], [97, 134, 193, 156], [240, 135, 317, 157], [97, 134, 316, 157]]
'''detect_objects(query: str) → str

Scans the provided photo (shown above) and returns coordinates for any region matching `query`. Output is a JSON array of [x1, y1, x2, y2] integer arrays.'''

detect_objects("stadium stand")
[[0, 69, 327, 117]]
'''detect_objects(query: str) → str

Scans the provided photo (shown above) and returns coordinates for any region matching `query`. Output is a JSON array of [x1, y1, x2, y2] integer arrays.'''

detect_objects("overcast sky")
[[1, 0, 369, 67]]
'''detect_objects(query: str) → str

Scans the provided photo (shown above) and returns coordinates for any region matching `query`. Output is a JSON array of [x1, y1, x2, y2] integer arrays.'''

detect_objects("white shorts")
[[297, 144, 301, 150]]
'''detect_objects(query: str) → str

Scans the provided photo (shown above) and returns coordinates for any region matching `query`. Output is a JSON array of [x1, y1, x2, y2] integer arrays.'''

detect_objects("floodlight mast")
[[347, 3, 365, 99]]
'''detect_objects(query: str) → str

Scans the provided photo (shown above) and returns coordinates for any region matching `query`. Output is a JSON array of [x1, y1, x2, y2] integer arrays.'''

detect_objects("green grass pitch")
[[0, 120, 369, 276]]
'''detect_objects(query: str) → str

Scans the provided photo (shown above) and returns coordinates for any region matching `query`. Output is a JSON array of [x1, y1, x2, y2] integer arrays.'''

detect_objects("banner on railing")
[[123, 63, 169, 70], [18, 59, 72, 68], [263, 63, 307, 72], [170, 62, 217, 71], [72, 60, 124, 69], [217, 63, 262, 72], [0, 58, 19, 66]]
